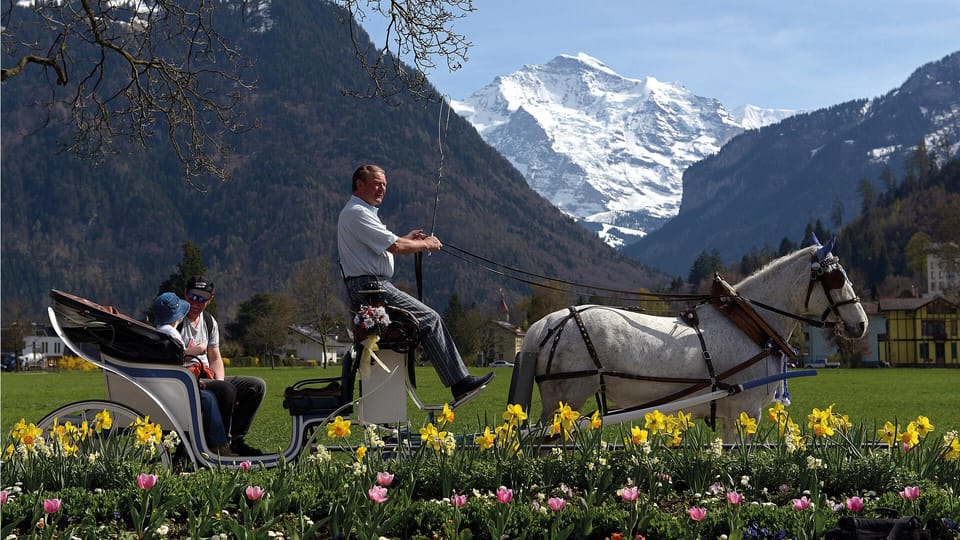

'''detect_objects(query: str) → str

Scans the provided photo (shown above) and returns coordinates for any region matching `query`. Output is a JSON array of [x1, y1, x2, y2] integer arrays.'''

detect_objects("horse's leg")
[[537, 378, 596, 425]]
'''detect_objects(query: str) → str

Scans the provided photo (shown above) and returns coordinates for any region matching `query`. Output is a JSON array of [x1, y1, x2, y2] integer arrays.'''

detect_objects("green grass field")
[[1, 366, 957, 452]]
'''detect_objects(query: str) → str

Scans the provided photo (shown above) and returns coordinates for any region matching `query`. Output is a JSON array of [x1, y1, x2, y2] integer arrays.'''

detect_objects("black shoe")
[[231, 440, 264, 456], [451, 372, 494, 402]]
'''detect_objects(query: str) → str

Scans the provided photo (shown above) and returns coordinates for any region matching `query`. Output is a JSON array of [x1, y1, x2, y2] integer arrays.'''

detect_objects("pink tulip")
[[451, 493, 467, 508], [0, 490, 8, 505], [707, 482, 724, 495], [136, 473, 158, 491], [899, 486, 920, 501], [688, 506, 707, 521], [239, 460, 252, 472], [245, 485, 266, 501], [792, 496, 812, 510], [496, 486, 513, 504], [726, 491, 744, 504], [845, 496, 864, 512], [548, 497, 566, 511], [376, 471, 395, 487], [368, 485, 388, 504], [620, 486, 640, 502], [43, 498, 61, 514]]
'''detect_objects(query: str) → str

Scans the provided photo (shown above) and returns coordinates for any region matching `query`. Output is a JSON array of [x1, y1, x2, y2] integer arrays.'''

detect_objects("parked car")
[[1, 353, 17, 371], [20, 352, 46, 370], [489, 360, 515, 368]]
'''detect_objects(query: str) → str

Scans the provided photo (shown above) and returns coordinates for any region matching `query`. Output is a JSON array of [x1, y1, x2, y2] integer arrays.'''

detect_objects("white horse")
[[509, 239, 868, 441]]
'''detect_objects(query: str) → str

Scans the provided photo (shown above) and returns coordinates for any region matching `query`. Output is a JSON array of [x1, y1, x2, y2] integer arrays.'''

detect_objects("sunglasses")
[[187, 292, 211, 303]]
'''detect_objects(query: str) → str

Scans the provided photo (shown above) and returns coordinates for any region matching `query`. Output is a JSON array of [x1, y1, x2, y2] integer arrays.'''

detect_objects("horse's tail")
[[506, 317, 549, 416]]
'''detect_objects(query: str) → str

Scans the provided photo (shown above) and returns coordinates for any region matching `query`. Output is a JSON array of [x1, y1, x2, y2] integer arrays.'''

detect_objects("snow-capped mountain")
[[453, 53, 796, 248]]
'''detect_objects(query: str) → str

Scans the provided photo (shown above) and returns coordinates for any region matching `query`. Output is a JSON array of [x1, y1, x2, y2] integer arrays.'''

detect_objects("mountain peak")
[[454, 54, 796, 248], [548, 52, 617, 74]]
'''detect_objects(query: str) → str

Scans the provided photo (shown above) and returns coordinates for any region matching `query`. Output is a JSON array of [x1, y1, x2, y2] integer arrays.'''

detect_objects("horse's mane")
[[735, 245, 818, 291]]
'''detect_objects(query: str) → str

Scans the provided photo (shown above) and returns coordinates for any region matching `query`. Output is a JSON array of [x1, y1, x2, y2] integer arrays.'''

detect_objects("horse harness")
[[535, 274, 801, 429]]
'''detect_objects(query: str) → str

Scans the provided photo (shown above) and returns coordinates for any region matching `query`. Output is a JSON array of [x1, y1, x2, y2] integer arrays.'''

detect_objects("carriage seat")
[[50, 289, 184, 365], [282, 349, 358, 416], [349, 287, 421, 353]]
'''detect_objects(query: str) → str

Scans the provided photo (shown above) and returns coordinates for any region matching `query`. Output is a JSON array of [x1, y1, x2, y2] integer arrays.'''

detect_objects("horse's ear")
[[810, 232, 821, 246], [816, 236, 837, 262]]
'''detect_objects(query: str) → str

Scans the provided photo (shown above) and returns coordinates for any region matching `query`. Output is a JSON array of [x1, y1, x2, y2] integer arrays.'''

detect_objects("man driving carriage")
[[337, 164, 493, 403]]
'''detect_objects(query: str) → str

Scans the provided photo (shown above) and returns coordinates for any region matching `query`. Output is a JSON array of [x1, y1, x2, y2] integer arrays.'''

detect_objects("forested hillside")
[[835, 152, 960, 297], [1, 2, 663, 323]]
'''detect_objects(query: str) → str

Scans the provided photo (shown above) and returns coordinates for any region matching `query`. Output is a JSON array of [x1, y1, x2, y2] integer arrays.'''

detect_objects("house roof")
[[877, 295, 958, 312], [288, 325, 353, 346], [489, 320, 525, 335]]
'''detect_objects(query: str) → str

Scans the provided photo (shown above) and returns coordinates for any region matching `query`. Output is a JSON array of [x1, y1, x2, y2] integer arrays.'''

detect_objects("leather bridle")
[[805, 253, 860, 325]]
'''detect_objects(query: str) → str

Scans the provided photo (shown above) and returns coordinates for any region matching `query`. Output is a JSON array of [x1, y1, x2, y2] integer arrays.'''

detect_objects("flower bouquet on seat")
[[353, 305, 391, 377]]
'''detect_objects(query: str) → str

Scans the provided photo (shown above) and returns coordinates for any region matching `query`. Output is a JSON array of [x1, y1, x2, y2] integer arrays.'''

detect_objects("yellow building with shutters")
[[877, 295, 960, 367]]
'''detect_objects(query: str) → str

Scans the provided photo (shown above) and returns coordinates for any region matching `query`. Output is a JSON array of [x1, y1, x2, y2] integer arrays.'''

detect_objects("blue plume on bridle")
[[816, 236, 837, 262]]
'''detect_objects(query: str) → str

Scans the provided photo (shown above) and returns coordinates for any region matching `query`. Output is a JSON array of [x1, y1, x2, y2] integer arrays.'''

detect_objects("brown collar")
[[710, 274, 797, 359]]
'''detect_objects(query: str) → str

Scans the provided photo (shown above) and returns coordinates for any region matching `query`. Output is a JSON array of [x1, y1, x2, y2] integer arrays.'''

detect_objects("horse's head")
[[806, 235, 868, 339]]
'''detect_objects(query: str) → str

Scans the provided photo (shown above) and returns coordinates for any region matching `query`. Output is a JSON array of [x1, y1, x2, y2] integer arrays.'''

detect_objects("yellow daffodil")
[[668, 431, 683, 447], [548, 418, 565, 439], [736, 412, 758, 435], [132, 417, 163, 447], [942, 431, 960, 461], [503, 404, 528, 427], [914, 415, 935, 437], [10, 418, 28, 441], [644, 410, 666, 435], [495, 422, 515, 442], [439, 403, 455, 426], [589, 410, 602, 430], [900, 425, 920, 449], [812, 421, 835, 438], [786, 429, 806, 453], [355, 445, 367, 460], [19, 423, 44, 447], [672, 411, 693, 432], [554, 402, 580, 428], [474, 427, 495, 450], [327, 416, 352, 439], [878, 421, 899, 446], [419, 423, 438, 442], [630, 426, 648, 446], [94, 409, 113, 432], [807, 406, 832, 429], [768, 402, 789, 425]]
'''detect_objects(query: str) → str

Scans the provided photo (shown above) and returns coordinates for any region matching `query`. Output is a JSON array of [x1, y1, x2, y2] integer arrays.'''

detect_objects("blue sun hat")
[[153, 292, 190, 326]]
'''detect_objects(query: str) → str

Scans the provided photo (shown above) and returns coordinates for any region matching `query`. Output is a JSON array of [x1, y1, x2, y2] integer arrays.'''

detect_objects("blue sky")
[[365, 1, 959, 111]]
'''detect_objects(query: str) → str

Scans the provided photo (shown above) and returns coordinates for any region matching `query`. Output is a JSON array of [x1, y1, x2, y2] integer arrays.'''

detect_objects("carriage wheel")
[[37, 400, 174, 469]]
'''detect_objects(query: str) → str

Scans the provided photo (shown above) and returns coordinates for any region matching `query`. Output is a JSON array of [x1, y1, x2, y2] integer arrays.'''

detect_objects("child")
[[152, 292, 234, 457]]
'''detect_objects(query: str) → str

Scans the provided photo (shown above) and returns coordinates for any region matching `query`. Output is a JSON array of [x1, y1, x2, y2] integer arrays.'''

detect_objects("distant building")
[[927, 247, 959, 297], [877, 295, 959, 366], [20, 331, 68, 369], [801, 301, 884, 367], [286, 325, 353, 366], [478, 320, 525, 366]]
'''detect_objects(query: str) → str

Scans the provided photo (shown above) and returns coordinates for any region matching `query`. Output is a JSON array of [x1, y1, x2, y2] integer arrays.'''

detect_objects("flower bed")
[[2, 402, 959, 539]]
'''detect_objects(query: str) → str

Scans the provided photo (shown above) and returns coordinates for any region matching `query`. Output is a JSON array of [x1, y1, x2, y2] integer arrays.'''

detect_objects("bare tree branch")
[[2, 0, 257, 183], [338, 0, 474, 103]]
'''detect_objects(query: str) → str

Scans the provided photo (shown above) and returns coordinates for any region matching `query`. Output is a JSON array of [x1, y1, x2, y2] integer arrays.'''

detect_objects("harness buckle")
[[702, 350, 712, 361]]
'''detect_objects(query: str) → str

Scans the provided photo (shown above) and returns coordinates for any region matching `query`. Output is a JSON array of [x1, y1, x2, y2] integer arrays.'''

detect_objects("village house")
[[285, 325, 354, 367], [477, 320, 525, 366]]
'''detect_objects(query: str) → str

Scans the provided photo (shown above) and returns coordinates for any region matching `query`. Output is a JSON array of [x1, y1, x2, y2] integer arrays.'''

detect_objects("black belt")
[[345, 275, 385, 283]]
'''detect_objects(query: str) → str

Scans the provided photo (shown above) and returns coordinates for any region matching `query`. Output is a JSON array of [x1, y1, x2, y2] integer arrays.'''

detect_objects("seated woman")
[[152, 292, 234, 457]]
